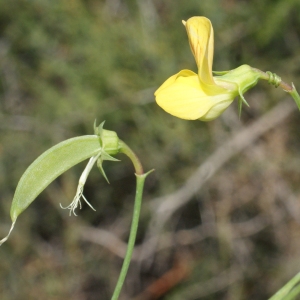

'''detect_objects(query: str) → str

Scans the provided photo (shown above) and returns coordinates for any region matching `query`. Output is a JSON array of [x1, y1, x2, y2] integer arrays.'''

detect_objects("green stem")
[[252, 68, 300, 110], [111, 141, 153, 300], [118, 140, 144, 175]]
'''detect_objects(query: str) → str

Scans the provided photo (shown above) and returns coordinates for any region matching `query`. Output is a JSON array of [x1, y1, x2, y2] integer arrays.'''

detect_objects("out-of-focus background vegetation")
[[1, 0, 300, 299]]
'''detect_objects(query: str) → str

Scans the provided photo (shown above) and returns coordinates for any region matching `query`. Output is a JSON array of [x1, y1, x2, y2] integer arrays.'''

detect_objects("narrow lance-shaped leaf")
[[10, 135, 101, 222]]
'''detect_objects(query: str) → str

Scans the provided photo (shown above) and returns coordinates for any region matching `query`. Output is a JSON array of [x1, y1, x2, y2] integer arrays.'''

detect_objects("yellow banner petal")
[[184, 17, 215, 87]]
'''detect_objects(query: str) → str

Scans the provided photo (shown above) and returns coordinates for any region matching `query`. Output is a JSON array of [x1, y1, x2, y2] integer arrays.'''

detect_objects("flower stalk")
[[111, 170, 153, 300], [110, 141, 153, 300], [252, 68, 300, 110]]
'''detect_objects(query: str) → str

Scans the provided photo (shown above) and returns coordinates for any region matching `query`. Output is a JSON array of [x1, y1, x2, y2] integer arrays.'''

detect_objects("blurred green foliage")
[[1, 0, 300, 299]]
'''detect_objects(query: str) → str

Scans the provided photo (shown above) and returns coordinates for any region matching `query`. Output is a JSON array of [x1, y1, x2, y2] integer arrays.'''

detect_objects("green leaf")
[[10, 135, 101, 222]]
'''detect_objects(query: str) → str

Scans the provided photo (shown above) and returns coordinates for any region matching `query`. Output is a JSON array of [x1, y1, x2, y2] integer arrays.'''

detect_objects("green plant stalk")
[[111, 141, 153, 300], [252, 68, 300, 110], [118, 140, 144, 175], [269, 272, 300, 300]]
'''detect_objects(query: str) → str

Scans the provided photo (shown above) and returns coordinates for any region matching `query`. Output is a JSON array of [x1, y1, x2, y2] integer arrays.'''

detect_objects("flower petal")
[[199, 99, 234, 121], [155, 70, 234, 120], [183, 17, 225, 94], [184, 17, 216, 87], [154, 70, 195, 95]]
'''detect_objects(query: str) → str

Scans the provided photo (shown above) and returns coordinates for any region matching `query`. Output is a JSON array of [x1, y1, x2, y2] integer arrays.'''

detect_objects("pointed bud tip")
[[182, 20, 186, 26]]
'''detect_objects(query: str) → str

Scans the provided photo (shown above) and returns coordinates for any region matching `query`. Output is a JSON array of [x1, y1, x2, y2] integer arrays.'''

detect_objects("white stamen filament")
[[60, 151, 101, 216]]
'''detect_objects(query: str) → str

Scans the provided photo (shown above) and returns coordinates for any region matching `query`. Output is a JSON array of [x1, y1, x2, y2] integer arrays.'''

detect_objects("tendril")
[[266, 71, 281, 88]]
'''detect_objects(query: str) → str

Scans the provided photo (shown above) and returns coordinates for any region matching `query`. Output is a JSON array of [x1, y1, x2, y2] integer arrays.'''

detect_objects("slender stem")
[[118, 140, 143, 175], [252, 68, 293, 91], [111, 140, 153, 300], [252, 67, 300, 110], [111, 171, 153, 300]]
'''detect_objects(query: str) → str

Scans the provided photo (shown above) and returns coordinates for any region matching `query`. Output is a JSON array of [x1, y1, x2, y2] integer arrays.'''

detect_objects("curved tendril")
[[266, 71, 281, 88]]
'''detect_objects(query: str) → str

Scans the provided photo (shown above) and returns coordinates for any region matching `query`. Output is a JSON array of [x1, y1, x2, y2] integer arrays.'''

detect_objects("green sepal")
[[101, 151, 120, 162], [97, 157, 110, 183], [237, 89, 250, 117], [97, 151, 120, 183], [216, 65, 260, 118], [238, 97, 243, 118], [93, 121, 120, 182], [94, 121, 120, 155], [213, 70, 230, 75], [239, 91, 250, 107], [94, 119, 104, 147]]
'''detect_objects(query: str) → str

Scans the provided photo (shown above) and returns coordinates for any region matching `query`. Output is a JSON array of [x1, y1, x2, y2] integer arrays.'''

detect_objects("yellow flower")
[[155, 17, 260, 121]]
